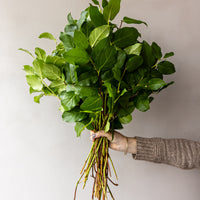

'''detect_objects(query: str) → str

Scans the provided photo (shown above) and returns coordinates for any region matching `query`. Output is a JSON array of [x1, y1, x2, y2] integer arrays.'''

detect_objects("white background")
[[1, 0, 200, 199]]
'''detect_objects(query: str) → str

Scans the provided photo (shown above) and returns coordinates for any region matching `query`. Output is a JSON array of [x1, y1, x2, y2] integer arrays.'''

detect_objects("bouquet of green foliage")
[[20, 0, 175, 199]]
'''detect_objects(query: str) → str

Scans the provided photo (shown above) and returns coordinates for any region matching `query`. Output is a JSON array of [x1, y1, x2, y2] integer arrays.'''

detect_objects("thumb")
[[90, 130, 112, 141]]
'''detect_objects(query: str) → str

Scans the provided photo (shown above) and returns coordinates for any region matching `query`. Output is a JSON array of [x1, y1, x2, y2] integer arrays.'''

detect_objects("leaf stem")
[[152, 59, 161, 68], [98, 168, 108, 200], [74, 172, 84, 200], [42, 80, 60, 100], [119, 20, 123, 29], [107, 184, 115, 200], [108, 154, 118, 180], [90, 57, 99, 75], [117, 68, 127, 93], [83, 138, 103, 188], [80, 139, 97, 174]]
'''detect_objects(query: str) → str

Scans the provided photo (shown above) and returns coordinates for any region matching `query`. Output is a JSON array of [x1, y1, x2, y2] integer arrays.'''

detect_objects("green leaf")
[[23, 65, 35, 75], [104, 121, 110, 132], [81, 21, 95, 38], [45, 55, 66, 67], [77, 10, 88, 29], [137, 77, 149, 87], [112, 68, 121, 81], [67, 13, 75, 24], [75, 118, 94, 137], [64, 48, 90, 65], [33, 59, 44, 78], [126, 55, 143, 72], [136, 93, 150, 112], [59, 32, 75, 51], [38, 32, 57, 43], [102, 0, 108, 8], [42, 87, 53, 96], [148, 78, 166, 90], [158, 81, 174, 92], [80, 96, 103, 112], [142, 41, 156, 67], [62, 108, 88, 122], [120, 88, 127, 97], [75, 122, 85, 137], [64, 24, 78, 37], [52, 43, 65, 56], [59, 105, 65, 113], [119, 114, 132, 124], [81, 118, 94, 130], [78, 87, 99, 98], [118, 93, 131, 107], [123, 17, 147, 26], [157, 61, 175, 74], [112, 51, 126, 81], [59, 91, 80, 111], [42, 63, 61, 81], [35, 47, 46, 61], [49, 80, 66, 94], [164, 52, 174, 59], [66, 85, 98, 98], [34, 93, 44, 104], [112, 117, 123, 129], [151, 42, 162, 59], [91, 38, 117, 71], [127, 70, 143, 86], [114, 50, 126, 69], [89, 5, 107, 27], [74, 86, 98, 97], [101, 71, 114, 83], [18, 48, 35, 58], [124, 43, 142, 56], [118, 102, 135, 117], [64, 64, 78, 84], [103, 0, 121, 21], [29, 87, 41, 94], [74, 30, 89, 49], [78, 70, 98, 86], [103, 82, 116, 98], [26, 75, 43, 91], [149, 96, 154, 103], [113, 27, 140, 49], [89, 25, 110, 47], [91, 0, 99, 5], [150, 69, 163, 79]]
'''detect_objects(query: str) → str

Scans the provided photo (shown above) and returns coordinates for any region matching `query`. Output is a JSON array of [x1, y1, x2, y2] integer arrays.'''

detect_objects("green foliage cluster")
[[20, 0, 175, 138]]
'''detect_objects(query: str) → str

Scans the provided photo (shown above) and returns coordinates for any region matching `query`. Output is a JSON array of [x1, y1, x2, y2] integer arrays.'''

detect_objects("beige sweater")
[[133, 137, 200, 169]]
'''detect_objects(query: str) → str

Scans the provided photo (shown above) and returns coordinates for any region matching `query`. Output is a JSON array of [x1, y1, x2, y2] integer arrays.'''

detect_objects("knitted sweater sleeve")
[[132, 136, 200, 169]]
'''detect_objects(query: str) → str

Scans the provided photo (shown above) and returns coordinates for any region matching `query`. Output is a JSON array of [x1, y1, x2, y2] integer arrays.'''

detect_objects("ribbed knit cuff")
[[132, 136, 162, 163]]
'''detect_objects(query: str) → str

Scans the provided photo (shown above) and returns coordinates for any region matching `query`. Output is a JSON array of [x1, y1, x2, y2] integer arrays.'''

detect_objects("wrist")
[[125, 137, 137, 154]]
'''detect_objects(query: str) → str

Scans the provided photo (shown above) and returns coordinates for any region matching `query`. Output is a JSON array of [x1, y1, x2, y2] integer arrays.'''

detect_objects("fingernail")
[[92, 134, 96, 138]]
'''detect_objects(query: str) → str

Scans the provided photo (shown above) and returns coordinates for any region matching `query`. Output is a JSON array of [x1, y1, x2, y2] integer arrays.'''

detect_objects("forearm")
[[132, 136, 200, 169]]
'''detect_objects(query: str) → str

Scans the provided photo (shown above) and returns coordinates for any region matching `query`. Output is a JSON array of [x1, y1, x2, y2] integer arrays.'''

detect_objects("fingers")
[[90, 131, 96, 142], [90, 130, 112, 142]]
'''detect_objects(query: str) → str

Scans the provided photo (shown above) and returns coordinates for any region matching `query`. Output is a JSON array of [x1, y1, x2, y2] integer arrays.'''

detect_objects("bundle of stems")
[[74, 136, 118, 200]]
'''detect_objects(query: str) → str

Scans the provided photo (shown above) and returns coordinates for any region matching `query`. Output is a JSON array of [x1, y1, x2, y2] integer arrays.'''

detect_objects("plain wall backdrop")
[[1, 0, 200, 199]]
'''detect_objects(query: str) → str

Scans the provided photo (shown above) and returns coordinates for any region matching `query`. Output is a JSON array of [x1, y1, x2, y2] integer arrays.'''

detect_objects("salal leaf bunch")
[[20, 0, 175, 199]]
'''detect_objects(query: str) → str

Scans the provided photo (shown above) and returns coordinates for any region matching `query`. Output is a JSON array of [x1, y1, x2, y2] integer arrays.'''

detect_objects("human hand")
[[90, 130, 137, 154]]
